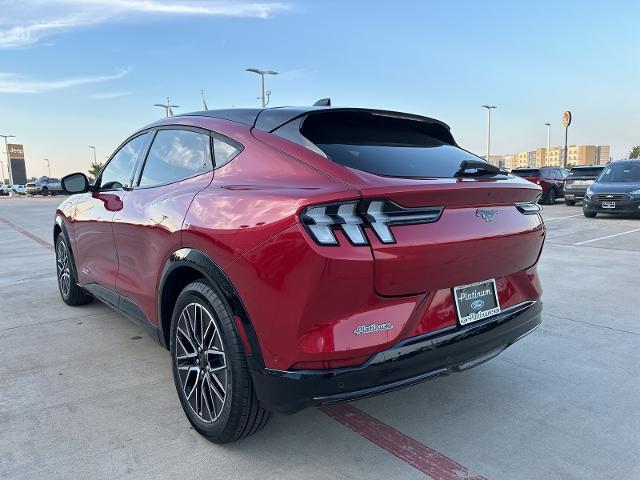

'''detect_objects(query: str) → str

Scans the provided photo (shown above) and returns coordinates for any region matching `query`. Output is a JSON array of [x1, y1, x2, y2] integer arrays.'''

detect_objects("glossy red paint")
[[56, 111, 546, 375]]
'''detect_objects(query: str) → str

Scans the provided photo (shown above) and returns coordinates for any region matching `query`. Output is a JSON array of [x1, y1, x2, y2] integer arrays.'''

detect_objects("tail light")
[[300, 199, 443, 246], [515, 202, 541, 215]]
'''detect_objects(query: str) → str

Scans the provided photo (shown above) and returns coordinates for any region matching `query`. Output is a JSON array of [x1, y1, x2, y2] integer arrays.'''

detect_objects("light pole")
[[544, 123, 551, 166], [154, 97, 179, 117], [88, 146, 97, 164], [0, 134, 16, 184], [44, 158, 51, 177], [245, 68, 278, 107], [481, 106, 497, 162]]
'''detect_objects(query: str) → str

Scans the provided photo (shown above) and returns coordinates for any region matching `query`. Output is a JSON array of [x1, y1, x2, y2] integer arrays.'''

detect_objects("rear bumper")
[[251, 300, 542, 414]]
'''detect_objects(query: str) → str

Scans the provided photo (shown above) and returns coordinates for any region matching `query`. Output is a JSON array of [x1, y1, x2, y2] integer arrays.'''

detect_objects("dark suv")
[[511, 167, 568, 204], [583, 160, 640, 217], [563, 165, 605, 205]]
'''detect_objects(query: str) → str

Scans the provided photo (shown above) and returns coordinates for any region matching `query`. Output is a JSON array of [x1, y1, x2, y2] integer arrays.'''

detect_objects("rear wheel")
[[170, 281, 270, 443], [565, 199, 576, 206], [583, 210, 597, 218], [545, 188, 557, 205], [55, 236, 93, 305]]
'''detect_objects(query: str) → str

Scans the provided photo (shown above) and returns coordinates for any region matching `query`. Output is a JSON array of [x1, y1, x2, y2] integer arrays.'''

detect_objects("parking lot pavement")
[[1, 197, 639, 480]]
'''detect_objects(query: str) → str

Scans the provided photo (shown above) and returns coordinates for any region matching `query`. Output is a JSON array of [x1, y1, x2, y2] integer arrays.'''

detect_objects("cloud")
[[0, 1, 289, 48], [89, 91, 132, 99], [0, 69, 130, 93]]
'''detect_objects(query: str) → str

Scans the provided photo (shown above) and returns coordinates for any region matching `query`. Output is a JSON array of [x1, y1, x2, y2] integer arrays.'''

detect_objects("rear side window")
[[296, 111, 478, 178], [213, 138, 241, 169], [139, 129, 212, 187], [101, 132, 150, 190], [512, 169, 540, 177]]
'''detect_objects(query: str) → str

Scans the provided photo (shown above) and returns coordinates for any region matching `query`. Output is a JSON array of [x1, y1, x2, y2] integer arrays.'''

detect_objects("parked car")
[[0, 183, 10, 196], [511, 166, 569, 204], [55, 105, 545, 443], [563, 165, 605, 205], [11, 184, 26, 195], [583, 159, 640, 217], [26, 177, 63, 195]]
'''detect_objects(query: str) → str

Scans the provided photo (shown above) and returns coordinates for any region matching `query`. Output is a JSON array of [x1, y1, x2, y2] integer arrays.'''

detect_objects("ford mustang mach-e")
[[55, 105, 545, 443]]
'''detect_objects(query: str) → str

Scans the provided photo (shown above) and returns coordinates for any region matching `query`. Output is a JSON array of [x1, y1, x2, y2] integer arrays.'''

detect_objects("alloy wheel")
[[56, 240, 71, 298], [175, 302, 228, 423]]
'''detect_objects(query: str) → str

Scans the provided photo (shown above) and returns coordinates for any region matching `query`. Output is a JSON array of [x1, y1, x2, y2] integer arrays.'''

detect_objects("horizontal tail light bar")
[[300, 199, 443, 246], [514, 202, 542, 215]]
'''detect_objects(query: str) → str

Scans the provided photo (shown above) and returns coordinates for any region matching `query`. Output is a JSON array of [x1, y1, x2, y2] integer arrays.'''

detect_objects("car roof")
[[176, 106, 453, 134], [570, 165, 605, 169]]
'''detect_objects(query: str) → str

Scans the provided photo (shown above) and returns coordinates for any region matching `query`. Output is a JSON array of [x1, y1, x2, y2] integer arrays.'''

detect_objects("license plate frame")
[[602, 201, 616, 209], [453, 279, 501, 326]]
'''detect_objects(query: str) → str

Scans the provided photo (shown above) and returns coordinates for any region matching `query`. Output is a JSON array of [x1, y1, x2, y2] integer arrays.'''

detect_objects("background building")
[[490, 144, 611, 169]]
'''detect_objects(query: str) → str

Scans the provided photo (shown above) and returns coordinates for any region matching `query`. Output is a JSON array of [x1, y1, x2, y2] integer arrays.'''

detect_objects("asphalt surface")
[[1, 196, 639, 480]]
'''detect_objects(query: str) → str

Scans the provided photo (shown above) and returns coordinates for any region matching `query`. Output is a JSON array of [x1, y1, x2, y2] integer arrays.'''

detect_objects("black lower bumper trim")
[[251, 301, 542, 414]]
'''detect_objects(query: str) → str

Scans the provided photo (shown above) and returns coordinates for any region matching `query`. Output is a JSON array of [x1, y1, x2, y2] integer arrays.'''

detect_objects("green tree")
[[88, 161, 104, 181], [628, 146, 640, 159]]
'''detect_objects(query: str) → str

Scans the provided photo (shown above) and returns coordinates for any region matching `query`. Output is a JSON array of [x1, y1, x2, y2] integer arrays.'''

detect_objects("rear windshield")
[[597, 163, 640, 182], [298, 111, 486, 178], [512, 169, 540, 177], [569, 168, 603, 177]]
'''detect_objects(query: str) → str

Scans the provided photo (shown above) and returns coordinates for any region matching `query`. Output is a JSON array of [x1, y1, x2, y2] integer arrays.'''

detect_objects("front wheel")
[[55, 236, 93, 305], [170, 281, 270, 443], [565, 199, 576, 206], [583, 210, 597, 218]]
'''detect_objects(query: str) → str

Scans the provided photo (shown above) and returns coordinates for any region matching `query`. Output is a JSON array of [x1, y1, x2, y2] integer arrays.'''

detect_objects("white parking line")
[[544, 214, 583, 221], [574, 228, 640, 246]]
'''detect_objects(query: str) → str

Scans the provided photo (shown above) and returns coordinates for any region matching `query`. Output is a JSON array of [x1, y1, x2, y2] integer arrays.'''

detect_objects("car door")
[[112, 127, 214, 326], [71, 132, 151, 290]]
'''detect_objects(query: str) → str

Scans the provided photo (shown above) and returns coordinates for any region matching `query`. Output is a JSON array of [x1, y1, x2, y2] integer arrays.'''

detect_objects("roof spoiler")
[[312, 98, 331, 106]]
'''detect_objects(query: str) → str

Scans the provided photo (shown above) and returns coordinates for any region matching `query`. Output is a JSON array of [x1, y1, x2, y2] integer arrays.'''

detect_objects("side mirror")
[[61, 172, 90, 194]]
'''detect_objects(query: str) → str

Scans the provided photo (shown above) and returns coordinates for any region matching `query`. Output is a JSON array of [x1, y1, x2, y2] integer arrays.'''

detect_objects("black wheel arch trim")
[[54, 216, 82, 287], [157, 247, 265, 370]]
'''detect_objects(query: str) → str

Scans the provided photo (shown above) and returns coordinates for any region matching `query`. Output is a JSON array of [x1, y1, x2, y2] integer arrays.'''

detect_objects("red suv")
[[511, 166, 568, 204], [56, 106, 545, 443]]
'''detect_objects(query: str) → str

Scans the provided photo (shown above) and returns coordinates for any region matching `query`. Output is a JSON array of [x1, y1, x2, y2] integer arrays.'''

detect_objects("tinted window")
[[139, 130, 212, 187], [569, 167, 604, 177], [213, 138, 241, 169], [101, 133, 150, 190], [300, 111, 479, 178], [554, 169, 564, 179], [512, 169, 540, 177], [597, 163, 640, 183]]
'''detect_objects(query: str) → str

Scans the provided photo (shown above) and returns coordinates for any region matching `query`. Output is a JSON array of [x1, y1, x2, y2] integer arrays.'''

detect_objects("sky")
[[1, 0, 638, 179]]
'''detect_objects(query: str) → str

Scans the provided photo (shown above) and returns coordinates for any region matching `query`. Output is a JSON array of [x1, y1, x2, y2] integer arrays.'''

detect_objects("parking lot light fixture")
[[245, 68, 278, 107], [89, 146, 97, 163], [44, 158, 51, 177], [481, 106, 496, 162], [0, 134, 16, 184]]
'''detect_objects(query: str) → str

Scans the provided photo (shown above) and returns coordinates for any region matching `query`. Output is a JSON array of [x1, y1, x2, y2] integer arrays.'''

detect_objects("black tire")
[[565, 199, 576, 206], [583, 210, 597, 218], [55, 235, 93, 305], [170, 281, 270, 443], [41, 187, 49, 196], [545, 188, 557, 205]]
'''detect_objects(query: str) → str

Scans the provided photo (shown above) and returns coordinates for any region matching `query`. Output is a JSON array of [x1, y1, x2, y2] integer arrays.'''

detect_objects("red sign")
[[7, 144, 24, 159]]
